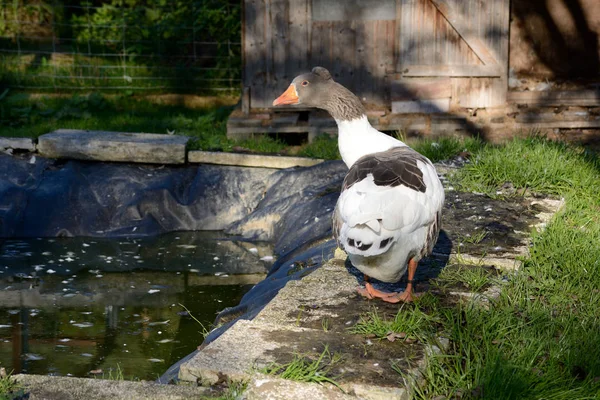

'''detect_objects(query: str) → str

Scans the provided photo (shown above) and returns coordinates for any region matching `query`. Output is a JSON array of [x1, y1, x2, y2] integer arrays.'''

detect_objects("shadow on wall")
[[511, 0, 600, 79]]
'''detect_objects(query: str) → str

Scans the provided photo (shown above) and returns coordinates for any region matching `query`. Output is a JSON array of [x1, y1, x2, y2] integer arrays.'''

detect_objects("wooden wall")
[[243, 0, 509, 110]]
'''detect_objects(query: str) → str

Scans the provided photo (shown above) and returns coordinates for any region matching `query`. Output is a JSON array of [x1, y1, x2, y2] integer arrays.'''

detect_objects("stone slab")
[[246, 377, 356, 400], [13, 374, 210, 400], [188, 151, 324, 169], [37, 129, 188, 164], [0, 137, 35, 151]]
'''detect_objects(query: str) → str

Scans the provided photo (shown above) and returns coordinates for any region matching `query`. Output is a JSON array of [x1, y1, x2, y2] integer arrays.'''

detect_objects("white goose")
[[274, 67, 444, 303]]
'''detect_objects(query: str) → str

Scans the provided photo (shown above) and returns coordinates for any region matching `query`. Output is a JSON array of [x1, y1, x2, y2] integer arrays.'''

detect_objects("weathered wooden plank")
[[271, 112, 300, 126], [401, 64, 502, 77], [354, 20, 368, 100], [372, 20, 395, 103], [515, 121, 600, 129], [454, 77, 496, 108], [331, 20, 355, 87], [397, 0, 416, 66], [242, 87, 250, 115], [270, 0, 289, 83], [244, 0, 268, 107], [421, 0, 435, 65], [391, 78, 452, 100], [429, 0, 499, 66], [392, 98, 451, 113], [264, 0, 273, 83], [310, 21, 330, 70], [287, 0, 309, 76], [507, 91, 600, 106], [312, 0, 396, 21], [244, 0, 266, 86], [394, 0, 403, 71]]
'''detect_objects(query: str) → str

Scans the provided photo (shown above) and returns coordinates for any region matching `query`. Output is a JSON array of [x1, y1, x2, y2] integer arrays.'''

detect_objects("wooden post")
[[242, 86, 250, 115]]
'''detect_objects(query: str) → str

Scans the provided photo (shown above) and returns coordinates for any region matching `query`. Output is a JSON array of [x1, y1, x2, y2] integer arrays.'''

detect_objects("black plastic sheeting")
[[1, 153, 341, 238]]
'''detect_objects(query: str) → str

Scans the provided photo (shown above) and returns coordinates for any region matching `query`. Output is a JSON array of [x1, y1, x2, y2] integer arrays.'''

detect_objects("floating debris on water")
[[24, 353, 44, 361], [46, 269, 56, 274], [157, 339, 173, 344], [72, 322, 94, 328], [147, 358, 164, 363], [148, 320, 170, 326], [148, 289, 160, 294]]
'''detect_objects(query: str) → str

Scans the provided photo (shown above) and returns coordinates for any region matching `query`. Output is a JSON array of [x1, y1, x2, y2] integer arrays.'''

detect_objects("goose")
[[273, 66, 444, 303]]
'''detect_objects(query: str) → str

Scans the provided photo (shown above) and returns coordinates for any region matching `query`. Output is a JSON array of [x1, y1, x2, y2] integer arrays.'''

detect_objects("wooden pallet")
[[226, 107, 476, 142]]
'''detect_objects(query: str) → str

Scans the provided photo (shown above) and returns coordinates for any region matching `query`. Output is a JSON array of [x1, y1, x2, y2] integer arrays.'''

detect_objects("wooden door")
[[393, 0, 510, 109]]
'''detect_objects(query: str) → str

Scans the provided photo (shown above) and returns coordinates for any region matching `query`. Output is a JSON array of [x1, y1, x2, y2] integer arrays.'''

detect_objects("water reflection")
[[0, 232, 272, 380]]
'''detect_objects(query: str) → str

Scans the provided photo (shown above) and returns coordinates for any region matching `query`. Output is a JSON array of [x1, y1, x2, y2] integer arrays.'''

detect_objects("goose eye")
[[301, 80, 309, 87]]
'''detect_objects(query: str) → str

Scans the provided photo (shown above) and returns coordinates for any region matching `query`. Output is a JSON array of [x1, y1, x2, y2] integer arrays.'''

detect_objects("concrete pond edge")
[[1, 131, 324, 169], [174, 196, 564, 399]]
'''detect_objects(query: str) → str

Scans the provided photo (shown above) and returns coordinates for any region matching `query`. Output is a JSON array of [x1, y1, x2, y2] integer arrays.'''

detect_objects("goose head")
[[273, 66, 365, 121]]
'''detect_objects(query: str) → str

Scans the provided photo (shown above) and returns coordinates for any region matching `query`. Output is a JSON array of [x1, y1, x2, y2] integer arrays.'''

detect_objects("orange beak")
[[273, 84, 299, 106]]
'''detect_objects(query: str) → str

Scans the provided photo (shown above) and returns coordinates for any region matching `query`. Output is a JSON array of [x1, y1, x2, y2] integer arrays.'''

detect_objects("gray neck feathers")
[[321, 83, 366, 121]]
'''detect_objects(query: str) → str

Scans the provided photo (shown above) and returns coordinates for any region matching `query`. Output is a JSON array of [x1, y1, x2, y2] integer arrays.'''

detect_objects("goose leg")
[[384, 258, 418, 303], [356, 259, 419, 303]]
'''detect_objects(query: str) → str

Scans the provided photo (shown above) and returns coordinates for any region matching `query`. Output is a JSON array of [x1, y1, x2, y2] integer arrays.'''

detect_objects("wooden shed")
[[228, 0, 510, 140]]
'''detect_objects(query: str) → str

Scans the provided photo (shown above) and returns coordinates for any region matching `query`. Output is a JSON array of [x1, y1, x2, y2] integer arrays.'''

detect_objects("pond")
[[0, 232, 272, 381]]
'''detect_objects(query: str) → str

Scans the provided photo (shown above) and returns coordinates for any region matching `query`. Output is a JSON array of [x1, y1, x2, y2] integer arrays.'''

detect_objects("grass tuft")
[[179, 303, 210, 338], [350, 304, 435, 341], [260, 345, 343, 389], [434, 265, 492, 292], [0, 369, 25, 400]]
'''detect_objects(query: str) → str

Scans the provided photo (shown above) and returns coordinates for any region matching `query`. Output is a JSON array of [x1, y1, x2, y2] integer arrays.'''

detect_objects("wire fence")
[[0, 0, 242, 93]]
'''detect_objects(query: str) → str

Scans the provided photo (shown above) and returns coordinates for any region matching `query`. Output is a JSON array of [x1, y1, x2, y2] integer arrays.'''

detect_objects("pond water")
[[0, 232, 272, 380]]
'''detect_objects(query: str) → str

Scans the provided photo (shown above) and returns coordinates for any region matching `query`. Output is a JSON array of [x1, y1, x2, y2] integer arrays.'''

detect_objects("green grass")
[[350, 304, 436, 342], [298, 134, 341, 160], [0, 370, 25, 400], [179, 303, 211, 339], [351, 136, 600, 399], [434, 265, 493, 293], [260, 346, 342, 389], [454, 135, 598, 196], [410, 136, 483, 163], [203, 380, 248, 400], [100, 364, 125, 381]]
